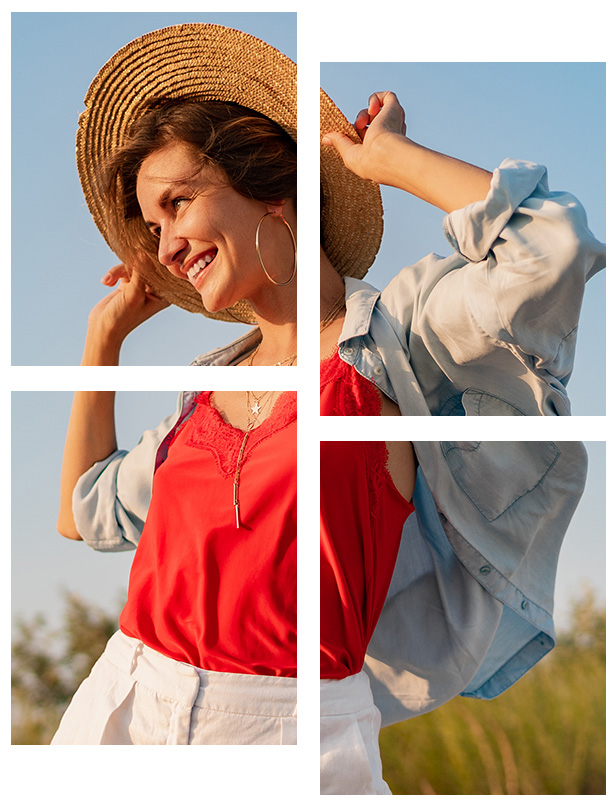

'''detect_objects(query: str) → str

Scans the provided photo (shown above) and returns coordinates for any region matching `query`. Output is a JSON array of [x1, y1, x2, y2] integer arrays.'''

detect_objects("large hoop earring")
[[255, 212, 297, 286]]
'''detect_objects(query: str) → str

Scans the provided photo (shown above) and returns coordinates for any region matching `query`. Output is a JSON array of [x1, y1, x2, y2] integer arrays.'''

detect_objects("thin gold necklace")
[[247, 388, 272, 418], [233, 390, 275, 528], [248, 343, 297, 366], [320, 291, 346, 333]]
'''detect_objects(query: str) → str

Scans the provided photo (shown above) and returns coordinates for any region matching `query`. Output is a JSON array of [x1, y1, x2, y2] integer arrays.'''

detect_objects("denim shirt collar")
[[338, 277, 381, 343]]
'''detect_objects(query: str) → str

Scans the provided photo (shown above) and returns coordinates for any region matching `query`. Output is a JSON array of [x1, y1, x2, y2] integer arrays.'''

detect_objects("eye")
[[172, 197, 190, 212]]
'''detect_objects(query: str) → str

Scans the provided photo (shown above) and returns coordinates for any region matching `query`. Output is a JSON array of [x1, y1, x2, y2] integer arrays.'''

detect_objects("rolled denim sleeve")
[[442, 158, 606, 379], [72, 404, 184, 552], [72, 450, 143, 552]]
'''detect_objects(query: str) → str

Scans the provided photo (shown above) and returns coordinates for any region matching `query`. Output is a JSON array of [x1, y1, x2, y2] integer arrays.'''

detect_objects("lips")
[[185, 251, 217, 286]]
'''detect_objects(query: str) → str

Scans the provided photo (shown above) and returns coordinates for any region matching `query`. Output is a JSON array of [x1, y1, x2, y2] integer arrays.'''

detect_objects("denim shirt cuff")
[[443, 158, 548, 262]]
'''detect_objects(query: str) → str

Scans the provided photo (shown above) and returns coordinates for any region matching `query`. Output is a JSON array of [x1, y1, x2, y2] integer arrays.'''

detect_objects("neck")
[[244, 275, 297, 365], [320, 248, 345, 320], [253, 317, 297, 365], [248, 288, 297, 365]]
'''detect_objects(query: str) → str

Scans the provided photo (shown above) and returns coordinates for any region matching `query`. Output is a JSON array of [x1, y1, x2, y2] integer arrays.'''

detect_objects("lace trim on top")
[[363, 441, 390, 522], [320, 350, 382, 416], [174, 391, 297, 478]]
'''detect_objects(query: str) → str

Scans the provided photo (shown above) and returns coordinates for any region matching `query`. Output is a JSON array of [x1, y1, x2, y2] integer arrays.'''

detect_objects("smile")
[[186, 251, 217, 285]]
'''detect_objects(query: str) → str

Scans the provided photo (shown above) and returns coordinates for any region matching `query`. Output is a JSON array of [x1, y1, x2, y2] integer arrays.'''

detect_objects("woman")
[[318, 87, 598, 792], [53, 24, 297, 745], [319, 89, 605, 415], [78, 23, 297, 368], [320, 438, 588, 793]]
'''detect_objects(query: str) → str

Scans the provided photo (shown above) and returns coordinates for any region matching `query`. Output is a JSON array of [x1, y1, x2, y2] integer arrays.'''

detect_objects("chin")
[[198, 292, 235, 315]]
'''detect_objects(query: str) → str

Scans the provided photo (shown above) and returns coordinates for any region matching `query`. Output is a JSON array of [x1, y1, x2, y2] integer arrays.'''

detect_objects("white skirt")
[[320, 671, 392, 795], [51, 630, 297, 745]]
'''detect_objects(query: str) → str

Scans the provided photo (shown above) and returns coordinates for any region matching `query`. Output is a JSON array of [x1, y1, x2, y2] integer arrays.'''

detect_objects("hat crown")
[[77, 23, 297, 322]]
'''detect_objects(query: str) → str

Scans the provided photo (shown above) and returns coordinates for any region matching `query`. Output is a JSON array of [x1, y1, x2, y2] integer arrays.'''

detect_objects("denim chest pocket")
[[461, 389, 526, 416], [440, 441, 560, 521]]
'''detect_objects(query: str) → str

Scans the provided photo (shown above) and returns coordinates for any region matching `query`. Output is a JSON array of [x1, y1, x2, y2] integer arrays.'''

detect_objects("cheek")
[[225, 220, 260, 263]]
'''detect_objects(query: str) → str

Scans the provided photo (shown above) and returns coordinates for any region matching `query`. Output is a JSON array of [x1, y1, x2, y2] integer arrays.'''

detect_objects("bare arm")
[[57, 391, 118, 540], [57, 263, 168, 539], [82, 262, 170, 366], [322, 91, 492, 213]]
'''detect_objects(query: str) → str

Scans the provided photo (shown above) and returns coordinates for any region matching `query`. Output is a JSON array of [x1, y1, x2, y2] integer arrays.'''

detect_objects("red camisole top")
[[320, 352, 415, 679], [320, 349, 382, 416], [119, 391, 297, 677]]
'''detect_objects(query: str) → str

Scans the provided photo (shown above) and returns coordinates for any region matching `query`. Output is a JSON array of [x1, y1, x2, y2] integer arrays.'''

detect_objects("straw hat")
[[320, 89, 383, 279], [76, 23, 296, 323]]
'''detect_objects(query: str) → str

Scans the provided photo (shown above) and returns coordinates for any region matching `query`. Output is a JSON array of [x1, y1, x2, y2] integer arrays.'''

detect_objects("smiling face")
[[136, 141, 296, 315]]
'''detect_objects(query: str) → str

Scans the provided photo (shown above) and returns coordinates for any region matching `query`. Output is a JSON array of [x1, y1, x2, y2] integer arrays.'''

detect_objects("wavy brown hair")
[[101, 99, 297, 266]]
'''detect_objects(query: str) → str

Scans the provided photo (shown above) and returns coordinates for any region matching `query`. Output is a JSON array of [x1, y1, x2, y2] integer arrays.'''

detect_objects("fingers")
[[101, 263, 129, 287], [323, 91, 405, 153], [321, 130, 358, 164], [101, 263, 157, 292], [355, 91, 405, 137], [100, 261, 169, 310]]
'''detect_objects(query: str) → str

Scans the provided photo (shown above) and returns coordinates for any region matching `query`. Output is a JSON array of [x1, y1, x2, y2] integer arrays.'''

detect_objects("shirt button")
[[374, 366, 384, 375], [343, 347, 354, 356], [521, 600, 528, 610], [479, 565, 491, 575]]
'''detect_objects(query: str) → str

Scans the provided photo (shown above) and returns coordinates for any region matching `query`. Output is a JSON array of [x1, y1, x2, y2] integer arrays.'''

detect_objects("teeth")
[[187, 253, 215, 281]]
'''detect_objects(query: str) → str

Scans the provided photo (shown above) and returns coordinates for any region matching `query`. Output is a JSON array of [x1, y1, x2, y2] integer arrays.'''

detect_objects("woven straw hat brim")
[[320, 89, 383, 279], [76, 24, 297, 323]]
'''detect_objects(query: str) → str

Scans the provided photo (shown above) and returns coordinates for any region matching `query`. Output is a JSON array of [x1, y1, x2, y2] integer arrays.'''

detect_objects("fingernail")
[[322, 135, 331, 146], [102, 272, 112, 284]]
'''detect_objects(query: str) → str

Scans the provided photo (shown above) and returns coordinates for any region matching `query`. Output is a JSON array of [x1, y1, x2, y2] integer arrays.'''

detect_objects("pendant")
[[251, 401, 261, 416]]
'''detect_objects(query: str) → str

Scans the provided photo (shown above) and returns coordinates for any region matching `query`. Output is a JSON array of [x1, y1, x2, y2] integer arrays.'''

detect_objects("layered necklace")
[[247, 343, 297, 366], [320, 290, 346, 333], [233, 389, 277, 529]]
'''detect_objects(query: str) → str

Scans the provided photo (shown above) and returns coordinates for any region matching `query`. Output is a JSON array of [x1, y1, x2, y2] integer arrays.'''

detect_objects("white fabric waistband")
[[105, 631, 297, 717], [320, 670, 376, 716]]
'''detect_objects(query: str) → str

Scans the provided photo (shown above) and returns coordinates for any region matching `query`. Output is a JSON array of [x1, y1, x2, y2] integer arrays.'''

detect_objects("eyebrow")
[[142, 180, 194, 229]]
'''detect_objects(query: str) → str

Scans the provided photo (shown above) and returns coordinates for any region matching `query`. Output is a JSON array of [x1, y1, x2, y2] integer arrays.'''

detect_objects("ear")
[[266, 201, 285, 217]]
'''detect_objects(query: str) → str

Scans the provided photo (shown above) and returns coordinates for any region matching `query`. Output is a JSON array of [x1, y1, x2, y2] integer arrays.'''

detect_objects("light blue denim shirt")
[[190, 328, 261, 366], [366, 440, 586, 726], [73, 398, 587, 726], [337, 159, 605, 415]]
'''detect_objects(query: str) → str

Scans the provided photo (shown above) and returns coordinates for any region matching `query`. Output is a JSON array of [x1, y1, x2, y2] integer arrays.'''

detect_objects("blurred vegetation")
[[379, 587, 606, 795], [11, 592, 121, 745], [12, 585, 606, 790]]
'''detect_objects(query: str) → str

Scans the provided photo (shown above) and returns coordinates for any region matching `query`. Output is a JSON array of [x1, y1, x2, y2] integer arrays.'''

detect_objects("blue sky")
[[12, 391, 605, 634], [11, 12, 297, 367], [320, 61, 606, 415], [11, 16, 605, 415], [10, 11, 606, 633], [11, 392, 179, 629], [7, 11, 607, 798]]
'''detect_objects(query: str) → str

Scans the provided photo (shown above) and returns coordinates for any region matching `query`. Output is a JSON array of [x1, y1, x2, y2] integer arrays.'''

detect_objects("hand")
[[322, 91, 408, 184], [83, 261, 170, 364], [354, 91, 407, 142], [323, 90, 492, 211]]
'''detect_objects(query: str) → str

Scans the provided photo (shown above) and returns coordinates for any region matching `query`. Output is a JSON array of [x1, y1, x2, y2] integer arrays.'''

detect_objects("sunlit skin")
[[136, 142, 297, 322], [318, 90, 492, 493], [320, 91, 492, 343], [58, 141, 298, 539], [319, 90, 492, 392]]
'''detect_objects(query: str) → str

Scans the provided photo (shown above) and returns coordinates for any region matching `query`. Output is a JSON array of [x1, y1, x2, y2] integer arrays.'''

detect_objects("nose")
[[158, 224, 189, 272]]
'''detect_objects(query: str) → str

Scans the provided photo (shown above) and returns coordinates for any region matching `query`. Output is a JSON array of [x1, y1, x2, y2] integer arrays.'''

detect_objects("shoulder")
[[191, 328, 262, 366]]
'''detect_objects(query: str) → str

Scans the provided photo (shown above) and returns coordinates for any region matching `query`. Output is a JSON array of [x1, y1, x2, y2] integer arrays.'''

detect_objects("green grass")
[[379, 637, 605, 794]]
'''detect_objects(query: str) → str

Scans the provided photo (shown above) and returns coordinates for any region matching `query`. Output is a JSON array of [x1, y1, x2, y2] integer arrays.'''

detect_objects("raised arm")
[[83, 262, 170, 365], [322, 91, 492, 213], [57, 263, 168, 539], [57, 391, 118, 540]]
